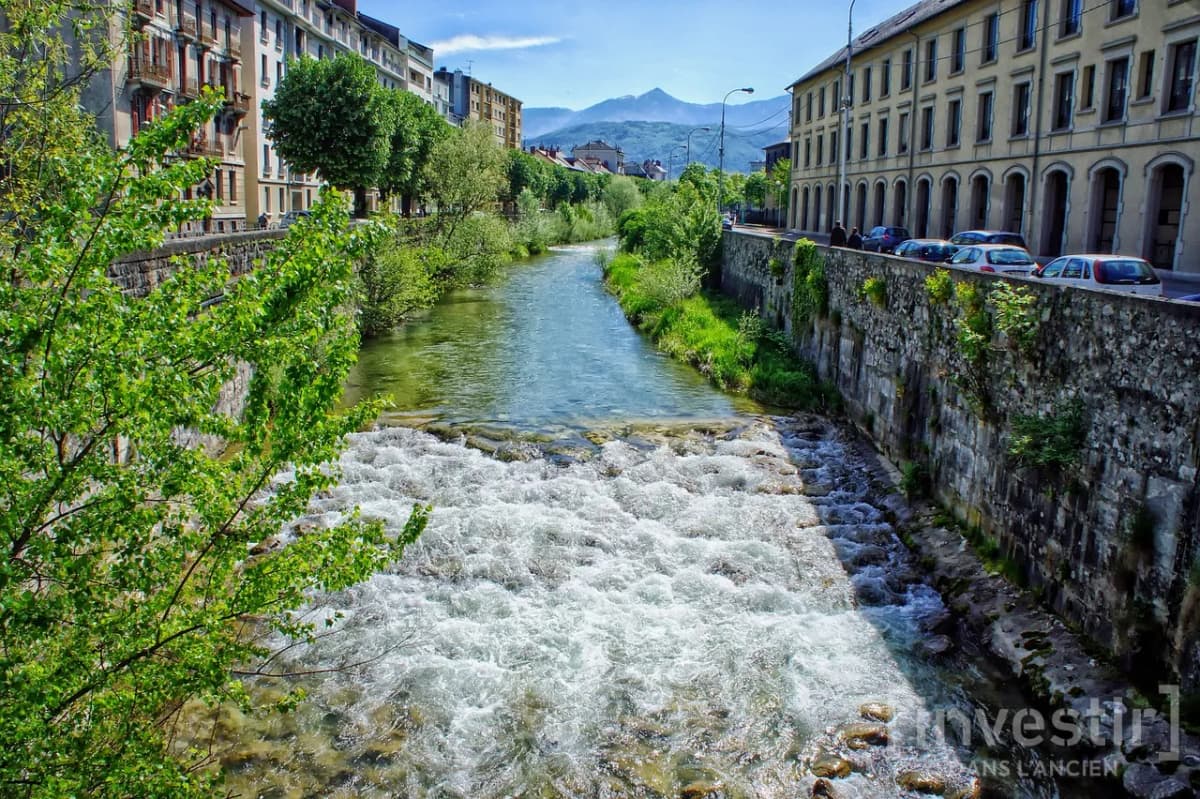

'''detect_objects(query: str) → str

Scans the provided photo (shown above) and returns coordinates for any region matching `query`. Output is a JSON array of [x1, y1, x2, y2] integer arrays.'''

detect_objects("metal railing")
[[127, 60, 171, 88], [175, 14, 197, 39]]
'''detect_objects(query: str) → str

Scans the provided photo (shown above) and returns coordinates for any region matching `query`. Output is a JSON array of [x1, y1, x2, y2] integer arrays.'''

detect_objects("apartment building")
[[787, 0, 1200, 272], [244, 0, 411, 223], [435, 68, 524, 149], [82, 0, 255, 232]]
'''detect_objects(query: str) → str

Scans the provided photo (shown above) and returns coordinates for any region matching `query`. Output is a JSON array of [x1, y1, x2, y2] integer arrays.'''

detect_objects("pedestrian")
[[847, 226, 863, 250], [257, 212, 268, 229], [830, 221, 847, 247]]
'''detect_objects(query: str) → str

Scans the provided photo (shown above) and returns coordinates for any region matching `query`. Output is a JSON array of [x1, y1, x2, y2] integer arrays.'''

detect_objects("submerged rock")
[[896, 769, 948, 793], [836, 721, 890, 748], [810, 750, 852, 778], [858, 702, 895, 723], [1122, 763, 1192, 799], [811, 777, 839, 797]]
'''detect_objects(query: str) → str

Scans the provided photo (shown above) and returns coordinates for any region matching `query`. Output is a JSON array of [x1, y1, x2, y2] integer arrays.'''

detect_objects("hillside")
[[523, 120, 784, 175]]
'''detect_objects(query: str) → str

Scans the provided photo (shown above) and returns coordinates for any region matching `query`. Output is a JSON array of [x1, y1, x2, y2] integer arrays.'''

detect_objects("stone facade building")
[[787, 0, 1200, 272], [571, 140, 625, 174]]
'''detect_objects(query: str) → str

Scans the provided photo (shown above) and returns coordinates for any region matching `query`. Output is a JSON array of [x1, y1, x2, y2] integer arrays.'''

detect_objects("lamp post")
[[718, 87, 753, 216], [686, 126, 711, 166], [837, 0, 856, 234]]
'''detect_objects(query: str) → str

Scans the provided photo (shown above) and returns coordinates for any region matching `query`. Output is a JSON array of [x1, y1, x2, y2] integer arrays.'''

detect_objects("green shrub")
[[1008, 400, 1086, 469], [901, 460, 931, 499], [791, 238, 827, 329], [925, 268, 953, 304], [990, 281, 1040, 356], [357, 240, 444, 336], [859, 276, 887, 307]]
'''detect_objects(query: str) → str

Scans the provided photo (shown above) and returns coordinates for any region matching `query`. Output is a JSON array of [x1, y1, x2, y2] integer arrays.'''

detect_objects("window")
[[881, 58, 891, 96], [898, 111, 910, 153], [214, 169, 223, 201], [1138, 50, 1155, 99], [878, 117, 889, 156], [1167, 40, 1197, 113], [952, 28, 966, 73], [1081, 64, 1096, 108], [262, 144, 270, 175], [819, 87, 826, 117], [260, 53, 268, 86], [276, 60, 283, 84], [833, 80, 841, 110], [983, 13, 999, 63], [275, 19, 283, 48], [1020, 1, 1037, 51], [845, 127, 852, 160], [804, 137, 812, 167], [1060, 0, 1082, 37], [977, 90, 994, 141], [1110, 0, 1136, 22], [925, 38, 937, 82], [228, 169, 236, 202], [807, 91, 813, 122], [947, 98, 961, 146], [901, 48, 913, 90], [1104, 56, 1130, 122], [860, 121, 870, 159], [1012, 82, 1031, 135], [849, 74, 855, 105], [1053, 72, 1075, 129], [259, 10, 268, 41], [863, 67, 872, 102], [817, 134, 824, 165], [831, 131, 838, 161], [920, 106, 934, 150], [264, 187, 270, 212]]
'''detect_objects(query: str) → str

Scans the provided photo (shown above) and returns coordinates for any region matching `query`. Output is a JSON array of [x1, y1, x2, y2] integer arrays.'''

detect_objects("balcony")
[[225, 91, 251, 116], [127, 60, 171, 91], [187, 135, 224, 158], [180, 78, 198, 99], [199, 23, 218, 48], [175, 14, 197, 41], [132, 0, 155, 24], [227, 39, 241, 60]]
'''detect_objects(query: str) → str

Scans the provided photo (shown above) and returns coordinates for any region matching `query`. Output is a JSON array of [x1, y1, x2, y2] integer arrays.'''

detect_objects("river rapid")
[[215, 243, 1096, 798]]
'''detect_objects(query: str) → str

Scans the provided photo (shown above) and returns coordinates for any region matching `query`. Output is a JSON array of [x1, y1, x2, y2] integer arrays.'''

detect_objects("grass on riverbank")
[[604, 253, 837, 409]]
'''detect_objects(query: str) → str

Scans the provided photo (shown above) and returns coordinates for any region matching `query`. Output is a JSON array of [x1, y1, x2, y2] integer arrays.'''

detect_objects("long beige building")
[[787, 0, 1200, 272]]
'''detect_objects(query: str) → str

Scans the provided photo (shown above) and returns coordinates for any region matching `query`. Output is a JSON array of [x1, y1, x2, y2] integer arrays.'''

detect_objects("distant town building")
[[641, 160, 668, 181], [572, 140, 625, 174], [787, 0, 1200, 271], [749, 160, 767, 173], [434, 67, 523, 149]]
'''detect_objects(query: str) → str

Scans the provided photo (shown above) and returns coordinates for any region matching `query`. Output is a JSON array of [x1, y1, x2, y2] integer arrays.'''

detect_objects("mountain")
[[523, 88, 790, 175], [525, 120, 780, 176]]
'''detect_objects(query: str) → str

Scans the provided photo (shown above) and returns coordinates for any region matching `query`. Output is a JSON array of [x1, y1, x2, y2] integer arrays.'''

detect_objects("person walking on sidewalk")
[[830, 221, 847, 247], [847, 226, 863, 249]]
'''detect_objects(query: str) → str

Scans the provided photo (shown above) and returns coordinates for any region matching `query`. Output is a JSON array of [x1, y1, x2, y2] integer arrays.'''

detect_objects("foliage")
[[602, 175, 643, 220], [263, 53, 392, 197], [357, 238, 445, 336], [506, 149, 552, 201], [743, 171, 769, 209], [901, 460, 931, 499], [925, 268, 953, 304], [424, 121, 508, 236], [790, 238, 828, 330], [616, 178, 719, 270], [379, 89, 449, 206], [0, 7, 429, 796], [437, 213, 514, 286], [989, 281, 1040, 356], [859, 276, 888, 308], [1008, 401, 1087, 470], [953, 281, 991, 367], [604, 257, 836, 409], [769, 157, 792, 215]]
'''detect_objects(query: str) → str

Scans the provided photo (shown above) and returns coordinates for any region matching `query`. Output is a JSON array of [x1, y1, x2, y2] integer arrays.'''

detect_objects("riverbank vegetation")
[[0, 5, 431, 797], [605, 165, 836, 409]]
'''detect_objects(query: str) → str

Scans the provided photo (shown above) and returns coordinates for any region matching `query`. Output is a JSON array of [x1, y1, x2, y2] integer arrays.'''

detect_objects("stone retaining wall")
[[109, 229, 285, 297], [722, 230, 1200, 690]]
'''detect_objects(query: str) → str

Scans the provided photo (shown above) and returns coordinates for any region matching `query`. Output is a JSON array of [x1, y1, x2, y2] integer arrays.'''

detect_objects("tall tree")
[[0, 6, 426, 797], [262, 53, 392, 215], [379, 89, 448, 215], [743, 171, 769, 210], [770, 157, 792, 225], [423, 121, 507, 237]]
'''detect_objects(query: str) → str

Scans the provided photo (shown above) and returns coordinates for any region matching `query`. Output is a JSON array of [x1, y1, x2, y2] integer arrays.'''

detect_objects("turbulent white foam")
[[245, 422, 973, 797]]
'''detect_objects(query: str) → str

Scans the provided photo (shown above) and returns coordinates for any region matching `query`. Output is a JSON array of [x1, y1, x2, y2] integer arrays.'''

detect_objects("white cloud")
[[429, 34, 561, 55]]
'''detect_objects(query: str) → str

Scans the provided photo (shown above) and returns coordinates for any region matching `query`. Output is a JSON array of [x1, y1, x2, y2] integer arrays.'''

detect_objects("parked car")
[[893, 239, 957, 263], [1032, 255, 1162, 296], [278, 209, 311, 229], [1179, 293, 1200, 302], [949, 229, 1028, 249], [862, 226, 911, 253], [948, 244, 1037, 275]]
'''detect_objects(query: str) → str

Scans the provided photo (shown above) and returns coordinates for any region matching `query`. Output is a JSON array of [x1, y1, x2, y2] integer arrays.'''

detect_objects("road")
[[735, 225, 1200, 300]]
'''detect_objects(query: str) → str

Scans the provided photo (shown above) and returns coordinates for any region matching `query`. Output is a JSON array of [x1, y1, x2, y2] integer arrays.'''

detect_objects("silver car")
[[1032, 255, 1162, 297]]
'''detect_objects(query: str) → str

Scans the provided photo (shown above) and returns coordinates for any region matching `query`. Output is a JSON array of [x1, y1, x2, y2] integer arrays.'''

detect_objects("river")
[[217, 242, 1104, 798]]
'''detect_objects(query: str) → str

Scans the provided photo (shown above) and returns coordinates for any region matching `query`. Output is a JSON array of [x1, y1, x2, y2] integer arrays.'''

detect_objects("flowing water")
[[217, 243, 1098, 798]]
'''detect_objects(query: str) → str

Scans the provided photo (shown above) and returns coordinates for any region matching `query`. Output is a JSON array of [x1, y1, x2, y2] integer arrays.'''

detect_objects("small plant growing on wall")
[[768, 257, 785, 279], [1007, 400, 1086, 469], [990, 282, 1040, 357], [859, 276, 887, 308], [925, 268, 953, 304], [791, 238, 828, 330], [950, 281, 992, 409]]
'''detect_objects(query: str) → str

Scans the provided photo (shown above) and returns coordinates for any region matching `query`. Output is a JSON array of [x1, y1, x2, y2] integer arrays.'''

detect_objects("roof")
[[358, 13, 402, 46], [763, 140, 790, 153], [788, 0, 968, 88]]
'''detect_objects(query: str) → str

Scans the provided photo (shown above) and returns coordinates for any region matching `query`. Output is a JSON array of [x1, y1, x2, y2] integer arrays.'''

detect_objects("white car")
[[1032, 254, 1162, 297], [948, 244, 1037, 275]]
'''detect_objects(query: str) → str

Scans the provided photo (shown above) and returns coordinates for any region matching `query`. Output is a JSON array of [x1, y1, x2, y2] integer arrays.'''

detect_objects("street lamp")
[[686, 126, 711, 166], [718, 87, 753, 216], [837, 0, 857, 235]]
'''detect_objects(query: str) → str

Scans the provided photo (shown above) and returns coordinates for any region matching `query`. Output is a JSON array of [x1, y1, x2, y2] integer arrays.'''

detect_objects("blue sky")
[[357, 0, 906, 109]]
